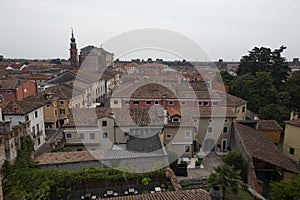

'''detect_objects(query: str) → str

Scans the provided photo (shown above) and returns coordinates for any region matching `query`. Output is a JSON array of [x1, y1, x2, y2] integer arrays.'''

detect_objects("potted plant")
[[195, 158, 203, 168]]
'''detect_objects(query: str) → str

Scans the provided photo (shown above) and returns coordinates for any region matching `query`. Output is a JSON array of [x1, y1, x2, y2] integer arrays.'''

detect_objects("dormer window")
[[172, 117, 180, 123]]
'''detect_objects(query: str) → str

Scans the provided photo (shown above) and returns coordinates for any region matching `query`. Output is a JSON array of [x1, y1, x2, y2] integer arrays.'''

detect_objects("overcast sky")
[[1, 0, 299, 61]]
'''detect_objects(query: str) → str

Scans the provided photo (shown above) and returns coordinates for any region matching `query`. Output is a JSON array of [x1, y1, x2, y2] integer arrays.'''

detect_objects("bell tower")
[[70, 28, 79, 68]]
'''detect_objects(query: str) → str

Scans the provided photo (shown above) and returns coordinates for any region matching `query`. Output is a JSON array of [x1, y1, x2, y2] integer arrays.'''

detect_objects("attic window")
[[172, 117, 180, 123]]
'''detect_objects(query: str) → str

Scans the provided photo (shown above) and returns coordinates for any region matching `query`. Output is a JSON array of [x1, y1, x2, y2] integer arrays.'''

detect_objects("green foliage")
[[195, 158, 203, 166], [141, 177, 151, 186], [4, 167, 166, 199], [223, 151, 247, 182], [216, 71, 234, 86], [15, 136, 36, 169], [238, 46, 290, 89], [208, 164, 241, 194], [282, 71, 300, 112], [51, 147, 72, 152], [230, 72, 277, 113], [1, 160, 14, 180], [270, 174, 300, 200], [259, 104, 290, 127], [180, 160, 188, 166]]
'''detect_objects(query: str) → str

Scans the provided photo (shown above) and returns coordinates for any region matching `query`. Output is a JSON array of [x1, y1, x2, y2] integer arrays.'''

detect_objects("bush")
[[195, 158, 203, 166]]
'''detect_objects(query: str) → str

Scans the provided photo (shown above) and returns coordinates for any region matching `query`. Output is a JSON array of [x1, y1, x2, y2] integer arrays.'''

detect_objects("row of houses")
[[0, 67, 121, 162]]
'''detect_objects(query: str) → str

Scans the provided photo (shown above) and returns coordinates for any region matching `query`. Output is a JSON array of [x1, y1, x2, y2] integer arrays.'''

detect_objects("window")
[[185, 145, 190, 152], [242, 106, 246, 113], [134, 101, 139, 105], [114, 100, 118, 105], [124, 100, 130, 105], [90, 133, 95, 139], [36, 124, 39, 134], [185, 132, 191, 139], [213, 102, 218, 106], [79, 133, 84, 139], [289, 147, 295, 155], [102, 121, 107, 127], [77, 148, 82, 151], [35, 111, 38, 118], [32, 126, 35, 135], [6, 90, 12, 94], [103, 132, 108, 138], [55, 110, 57, 116], [223, 127, 228, 133], [46, 104, 51, 108], [24, 89, 27, 93], [207, 126, 213, 133], [208, 119, 212, 123], [60, 100, 64, 105], [169, 100, 174, 105], [154, 101, 159, 105], [204, 101, 209, 106], [25, 115, 29, 121], [181, 101, 186, 106], [146, 100, 151, 105], [166, 134, 172, 139], [172, 117, 180, 123], [59, 109, 65, 115], [198, 101, 203, 106], [225, 119, 228, 123], [66, 133, 71, 138]]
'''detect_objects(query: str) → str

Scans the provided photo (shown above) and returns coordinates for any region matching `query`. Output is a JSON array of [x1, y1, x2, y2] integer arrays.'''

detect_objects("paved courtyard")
[[177, 152, 224, 181]]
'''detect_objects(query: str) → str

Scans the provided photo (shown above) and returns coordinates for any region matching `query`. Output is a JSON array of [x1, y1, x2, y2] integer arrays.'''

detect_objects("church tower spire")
[[70, 28, 79, 68]]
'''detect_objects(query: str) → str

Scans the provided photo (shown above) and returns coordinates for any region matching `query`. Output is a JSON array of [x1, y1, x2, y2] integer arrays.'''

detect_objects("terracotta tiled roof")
[[105, 189, 211, 200], [167, 107, 181, 117], [131, 83, 177, 99], [216, 92, 247, 107], [258, 120, 282, 131], [112, 108, 164, 127], [1, 99, 44, 115], [285, 118, 300, 127], [64, 107, 112, 127], [35, 151, 104, 165], [0, 79, 25, 89], [234, 122, 298, 173]]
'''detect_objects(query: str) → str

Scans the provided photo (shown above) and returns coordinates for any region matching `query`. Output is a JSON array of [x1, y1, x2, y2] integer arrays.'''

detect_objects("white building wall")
[[3, 106, 46, 150]]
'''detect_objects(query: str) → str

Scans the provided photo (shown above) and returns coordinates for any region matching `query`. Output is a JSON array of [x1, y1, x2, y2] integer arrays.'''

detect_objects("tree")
[[230, 72, 277, 113], [282, 71, 300, 112], [238, 46, 290, 89], [208, 164, 241, 194], [223, 151, 247, 181], [15, 136, 36, 169], [259, 104, 290, 127], [270, 174, 300, 200], [215, 71, 234, 86]]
